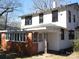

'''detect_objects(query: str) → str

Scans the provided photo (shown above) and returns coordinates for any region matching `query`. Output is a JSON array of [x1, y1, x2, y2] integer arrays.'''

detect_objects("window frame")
[[61, 29, 64, 40], [68, 11, 71, 23], [10, 33, 15, 41], [73, 15, 75, 22], [6, 33, 10, 40], [52, 10, 58, 22], [25, 16, 32, 25], [69, 30, 74, 40], [39, 13, 43, 23]]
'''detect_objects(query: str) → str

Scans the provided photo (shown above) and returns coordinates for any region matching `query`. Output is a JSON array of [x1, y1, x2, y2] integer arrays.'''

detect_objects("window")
[[17, 33, 19, 41], [61, 29, 64, 40], [15, 33, 17, 41], [25, 16, 32, 25], [52, 10, 58, 22], [69, 30, 74, 40], [33, 32, 38, 42], [39, 13, 43, 23], [68, 11, 71, 23], [22, 33, 25, 41], [10, 33, 15, 41], [5, 32, 26, 42], [6, 33, 10, 40], [20, 33, 23, 41], [39, 33, 43, 42], [73, 15, 75, 22]]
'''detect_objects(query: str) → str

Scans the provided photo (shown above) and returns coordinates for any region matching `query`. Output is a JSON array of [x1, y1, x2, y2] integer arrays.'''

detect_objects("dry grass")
[[15, 52, 79, 59]]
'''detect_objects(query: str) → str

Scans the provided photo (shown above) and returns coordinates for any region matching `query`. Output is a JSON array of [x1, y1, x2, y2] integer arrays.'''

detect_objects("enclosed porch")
[[24, 26, 61, 53]]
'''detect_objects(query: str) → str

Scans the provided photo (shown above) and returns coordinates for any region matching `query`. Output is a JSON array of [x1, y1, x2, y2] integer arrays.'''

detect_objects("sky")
[[10, 0, 79, 21], [19, 0, 79, 15]]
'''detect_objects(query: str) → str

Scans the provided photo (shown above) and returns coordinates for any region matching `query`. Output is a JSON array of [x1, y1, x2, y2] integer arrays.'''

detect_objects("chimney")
[[53, 0, 60, 8]]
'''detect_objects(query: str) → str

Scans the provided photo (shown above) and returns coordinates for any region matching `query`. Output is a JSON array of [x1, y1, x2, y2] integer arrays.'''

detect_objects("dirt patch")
[[15, 52, 79, 59]]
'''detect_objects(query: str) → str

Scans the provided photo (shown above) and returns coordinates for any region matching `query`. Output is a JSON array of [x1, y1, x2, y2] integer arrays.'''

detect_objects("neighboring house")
[[21, 3, 79, 53]]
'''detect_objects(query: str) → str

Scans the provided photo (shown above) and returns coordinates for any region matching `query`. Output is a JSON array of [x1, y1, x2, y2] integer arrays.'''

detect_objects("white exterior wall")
[[51, 10, 67, 28], [66, 6, 78, 30], [32, 16, 39, 25], [47, 32, 60, 51], [77, 10, 79, 26], [47, 29, 73, 51], [21, 4, 79, 30], [43, 13, 52, 24], [21, 10, 67, 29], [59, 30, 73, 50], [21, 19, 25, 29]]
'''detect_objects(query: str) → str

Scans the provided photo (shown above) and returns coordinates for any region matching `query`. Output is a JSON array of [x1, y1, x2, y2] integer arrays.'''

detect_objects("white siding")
[[32, 16, 39, 25], [47, 32, 60, 51], [21, 19, 25, 29], [21, 4, 79, 30], [21, 10, 67, 29], [66, 6, 78, 30], [43, 13, 52, 24], [59, 30, 73, 49], [51, 10, 67, 28], [77, 11, 79, 26]]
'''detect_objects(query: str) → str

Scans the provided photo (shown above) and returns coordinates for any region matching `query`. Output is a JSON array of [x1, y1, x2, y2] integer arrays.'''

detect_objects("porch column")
[[44, 33, 48, 54]]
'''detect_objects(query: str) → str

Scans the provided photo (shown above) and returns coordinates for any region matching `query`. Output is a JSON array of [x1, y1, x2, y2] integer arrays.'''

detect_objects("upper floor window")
[[68, 11, 71, 23], [52, 10, 58, 22], [69, 30, 74, 40], [61, 29, 64, 40], [39, 13, 43, 23], [73, 15, 75, 22], [25, 16, 32, 25]]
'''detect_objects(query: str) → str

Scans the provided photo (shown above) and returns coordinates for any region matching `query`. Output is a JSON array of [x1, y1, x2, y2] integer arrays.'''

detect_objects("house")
[[21, 2, 79, 54], [0, 2, 79, 55]]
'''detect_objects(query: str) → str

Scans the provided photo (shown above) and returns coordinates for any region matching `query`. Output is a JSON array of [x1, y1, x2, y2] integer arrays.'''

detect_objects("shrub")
[[73, 39, 79, 52]]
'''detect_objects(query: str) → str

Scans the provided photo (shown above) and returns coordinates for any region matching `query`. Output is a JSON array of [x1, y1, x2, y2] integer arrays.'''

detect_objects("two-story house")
[[21, 3, 79, 53]]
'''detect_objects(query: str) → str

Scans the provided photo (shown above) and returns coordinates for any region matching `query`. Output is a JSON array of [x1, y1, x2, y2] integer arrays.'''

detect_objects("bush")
[[73, 39, 79, 52]]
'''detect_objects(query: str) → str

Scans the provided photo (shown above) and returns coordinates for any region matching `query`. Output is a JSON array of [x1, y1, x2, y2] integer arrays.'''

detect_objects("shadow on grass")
[[48, 47, 73, 56], [0, 53, 31, 59], [47, 47, 73, 56], [0, 52, 44, 59], [0, 47, 74, 59]]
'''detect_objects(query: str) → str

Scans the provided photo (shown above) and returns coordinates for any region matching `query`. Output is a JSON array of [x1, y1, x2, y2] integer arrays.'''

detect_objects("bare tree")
[[32, 0, 69, 11], [0, 0, 21, 29], [0, 0, 21, 16], [7, 20, 21, 29]]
